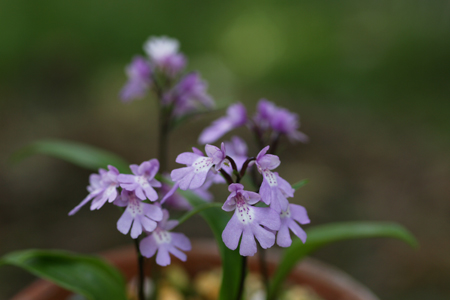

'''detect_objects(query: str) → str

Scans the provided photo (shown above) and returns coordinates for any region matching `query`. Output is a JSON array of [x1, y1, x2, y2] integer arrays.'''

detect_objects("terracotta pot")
[[11, 240, 379, 300]]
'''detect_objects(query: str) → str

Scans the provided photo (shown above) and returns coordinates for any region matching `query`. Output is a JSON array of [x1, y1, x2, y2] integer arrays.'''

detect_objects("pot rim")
[[11, 239, 380, 300]]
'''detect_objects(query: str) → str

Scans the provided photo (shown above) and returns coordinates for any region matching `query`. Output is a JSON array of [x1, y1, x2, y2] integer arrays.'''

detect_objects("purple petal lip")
[[69, 166, 119, 215], [116, 190, 163, 239], [171, 147, 219, 190], [139, 209, 192, 266], [276, 204, 309, 247], [222, 184, 279, 256]]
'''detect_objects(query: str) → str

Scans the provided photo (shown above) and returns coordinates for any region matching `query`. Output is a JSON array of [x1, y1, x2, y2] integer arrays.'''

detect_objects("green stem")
[[236, 255, 247, 300], [152, 73, 172, 173], [257, 246, 270, 298], [176, 202, 223, 226]]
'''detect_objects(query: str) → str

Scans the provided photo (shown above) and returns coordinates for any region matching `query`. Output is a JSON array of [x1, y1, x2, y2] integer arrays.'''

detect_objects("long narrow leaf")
[[269, 222, 418, 299], [292, 179, 309, 190], [11, 139, 130, 173], [0, 250, 127, 300], [178, 190, 242, 300]]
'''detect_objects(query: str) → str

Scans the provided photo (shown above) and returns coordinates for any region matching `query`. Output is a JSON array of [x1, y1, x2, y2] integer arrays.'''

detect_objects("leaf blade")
[[269, 222, 418, 299], [0, 249, 127, 300], [292, 179, 309, 190], [11, 139, 130, 173], [178, 190, 242, 300]]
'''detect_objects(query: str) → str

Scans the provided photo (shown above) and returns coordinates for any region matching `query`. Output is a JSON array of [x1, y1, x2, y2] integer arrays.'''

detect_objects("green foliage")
[[268, 222, 418, 299], [178, 190, 242, 300], [292, 179, 309, 190], [0, 250, 127, 300], [11, 139, 130, 173]]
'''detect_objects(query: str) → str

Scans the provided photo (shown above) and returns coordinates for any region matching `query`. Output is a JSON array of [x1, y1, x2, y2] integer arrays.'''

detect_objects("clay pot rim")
[[12, 239, 380, 300]]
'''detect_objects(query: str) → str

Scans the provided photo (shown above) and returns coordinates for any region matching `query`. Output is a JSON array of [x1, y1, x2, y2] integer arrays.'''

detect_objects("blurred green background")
[[1, 0, 449, 299]]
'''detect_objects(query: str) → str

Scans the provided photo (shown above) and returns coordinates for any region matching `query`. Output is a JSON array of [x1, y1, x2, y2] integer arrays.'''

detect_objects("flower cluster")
[[70, 36, 309, 268], [199, 99, 308, 146], [171, 138, 310, 256], [120, 36, 214, 119], [69, 159, 191, 266]]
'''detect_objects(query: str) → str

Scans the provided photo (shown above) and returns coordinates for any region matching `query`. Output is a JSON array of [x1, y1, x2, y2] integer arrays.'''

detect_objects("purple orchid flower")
[[253, 99, 278, 130], [161, 169, 223, 210], [118, 159, 162, 201], [143, 36, 186, 77], [171, 144, 228, 190], [255, 146, 291, 213], [140, 209, 192, 266], [198, 103, 247, 144], [159, 182, 193, 210], [69, 165, 120, 215], [277, 204, 310, 247], [115, 190, 163, 239], [222, 184, 280, 256], [120, 56, 152, 103], [167, 72, 214, 117], [270, 108, 309, 143]]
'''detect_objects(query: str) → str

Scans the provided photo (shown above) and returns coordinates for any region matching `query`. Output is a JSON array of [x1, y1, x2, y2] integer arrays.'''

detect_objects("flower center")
[[236, 195, 255, 225], [280, 206, 291, 219], [262, 170, 278, 187], [137, 175, 150, 187], [153, 229, 171, 244], [193, 157, 213, 173], [127, 196, 143, 217]]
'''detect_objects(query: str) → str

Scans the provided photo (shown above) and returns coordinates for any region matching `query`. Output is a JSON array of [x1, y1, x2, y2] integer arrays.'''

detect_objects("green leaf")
[[178, 190, 242, 300], [268, 222, 418, 299], [11, 139, 130, 173], [292, 179, 309, 190], [0, 249, 127, 300]]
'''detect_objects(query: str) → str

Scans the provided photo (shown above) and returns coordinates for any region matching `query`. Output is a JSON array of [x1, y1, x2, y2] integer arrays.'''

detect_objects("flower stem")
[[236, 255, 247, 300], [239, 157, 256, 181], [133, 238, 146, 300], [257, 245, 270, 298], [226, 155, 241, 182], [219, 169, 234, 185], [269, 133, 281, 155], [158, 107, 171, 173]]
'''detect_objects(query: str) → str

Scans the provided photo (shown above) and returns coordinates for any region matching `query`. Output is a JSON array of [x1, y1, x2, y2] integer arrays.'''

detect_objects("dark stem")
[[250, 163, 262, 192], [258, 245, 270, 298], [226, 155, 241, 182], [152, 74, 171, 173], [239, 157, 256, 181], [269, 133, 281, 155], [158, 107, 170, 173], [219, 168, 234, 185], [133, 238, 145, 300], [150, 259, 160, 300], [251, 121, 265, 149], [236, 255, 247, 300]]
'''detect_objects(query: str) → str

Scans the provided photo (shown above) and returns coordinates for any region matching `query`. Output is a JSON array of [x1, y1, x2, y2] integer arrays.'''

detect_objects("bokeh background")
[[1, 0, 449, 299]]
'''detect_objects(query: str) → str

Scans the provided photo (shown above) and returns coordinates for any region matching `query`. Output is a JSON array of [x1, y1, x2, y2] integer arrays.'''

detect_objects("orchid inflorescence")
[[1, 35, 415, 300], [70, 36, 310, 268]]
